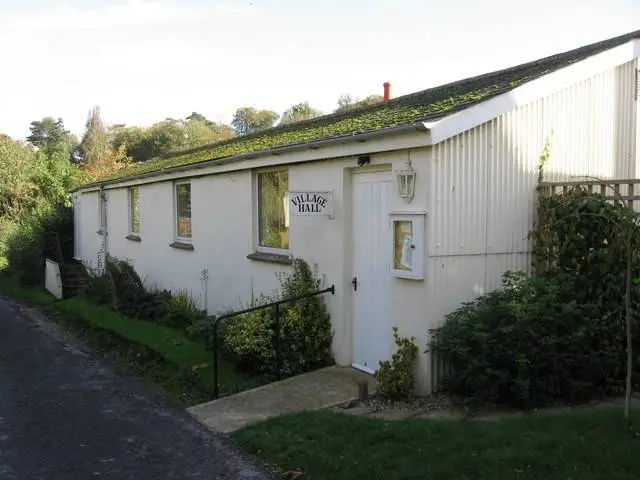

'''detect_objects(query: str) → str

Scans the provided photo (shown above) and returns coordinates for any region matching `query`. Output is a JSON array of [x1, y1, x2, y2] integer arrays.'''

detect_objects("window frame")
[[174, 181, 193, 242], [128, 186, 141, 235], [254, 167, 290, 254]]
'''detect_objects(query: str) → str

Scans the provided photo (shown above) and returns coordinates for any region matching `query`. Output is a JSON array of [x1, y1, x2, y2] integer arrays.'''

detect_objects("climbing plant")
[[531, 184, 640, 421]]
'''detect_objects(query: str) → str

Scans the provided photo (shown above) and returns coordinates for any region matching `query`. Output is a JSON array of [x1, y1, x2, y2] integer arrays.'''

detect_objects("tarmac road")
[[0, 297, 272, 480]]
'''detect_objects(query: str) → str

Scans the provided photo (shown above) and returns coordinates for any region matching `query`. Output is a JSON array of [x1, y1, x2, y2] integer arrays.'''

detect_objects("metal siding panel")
[[432, 60, 637, 259], [426, 253, 531, 329], [431, 126, 488, 256]]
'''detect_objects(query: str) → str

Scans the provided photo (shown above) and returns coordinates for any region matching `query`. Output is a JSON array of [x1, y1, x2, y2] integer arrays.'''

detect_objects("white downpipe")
[[100, 185, 108, 266]]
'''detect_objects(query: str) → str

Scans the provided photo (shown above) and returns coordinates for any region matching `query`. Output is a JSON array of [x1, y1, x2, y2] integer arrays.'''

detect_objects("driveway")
[[0, 297, 272, 480]]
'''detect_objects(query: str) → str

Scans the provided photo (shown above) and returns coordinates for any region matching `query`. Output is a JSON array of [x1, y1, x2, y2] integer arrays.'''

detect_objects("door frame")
[[349, 165, 393, 374]]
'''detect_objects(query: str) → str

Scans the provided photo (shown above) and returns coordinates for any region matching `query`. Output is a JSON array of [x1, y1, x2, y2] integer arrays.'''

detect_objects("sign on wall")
[[288, 191, 333, 217]]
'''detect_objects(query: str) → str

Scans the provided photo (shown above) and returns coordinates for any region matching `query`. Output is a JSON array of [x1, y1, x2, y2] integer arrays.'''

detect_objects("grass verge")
[[234, 409, 640, 480], [0, 276, 57, 304], [0, 277, 262, 406], [56, 298, 262, 400]]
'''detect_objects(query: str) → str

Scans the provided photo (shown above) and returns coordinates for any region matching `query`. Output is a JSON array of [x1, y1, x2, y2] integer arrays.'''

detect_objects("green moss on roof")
[[83, 28, 640, 188]]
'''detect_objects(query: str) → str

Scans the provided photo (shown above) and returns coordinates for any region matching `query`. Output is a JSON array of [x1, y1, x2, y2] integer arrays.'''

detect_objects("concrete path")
[[0, 297, 273, 480], [188, 366, 377, 433]]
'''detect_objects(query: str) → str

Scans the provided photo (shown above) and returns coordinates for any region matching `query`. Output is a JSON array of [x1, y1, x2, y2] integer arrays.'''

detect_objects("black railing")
[[211, 284, 335, 399]]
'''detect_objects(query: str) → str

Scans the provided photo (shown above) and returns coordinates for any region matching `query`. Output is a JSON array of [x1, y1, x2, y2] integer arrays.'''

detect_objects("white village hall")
[[72, 30, 640, 393]]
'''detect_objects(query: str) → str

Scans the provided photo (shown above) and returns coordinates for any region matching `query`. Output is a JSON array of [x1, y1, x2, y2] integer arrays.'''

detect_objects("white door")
[[352, 171, 393, 374]]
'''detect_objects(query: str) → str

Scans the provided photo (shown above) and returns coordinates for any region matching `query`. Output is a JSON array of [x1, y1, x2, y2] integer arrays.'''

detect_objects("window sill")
[[125, 234, 141, 242], [169, 241, 194, 251], [247, 251, 292, 265]]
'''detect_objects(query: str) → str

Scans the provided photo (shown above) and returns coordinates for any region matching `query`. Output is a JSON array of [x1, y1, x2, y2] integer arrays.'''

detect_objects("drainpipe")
[[100, 185, 108, 266]]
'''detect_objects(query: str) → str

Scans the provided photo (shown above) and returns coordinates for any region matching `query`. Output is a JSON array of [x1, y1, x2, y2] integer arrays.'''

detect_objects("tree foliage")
[[231, 107, 279, 136], [334, 93, 383, 113], [27, 117, 77, 159], [111, 114, 235, 163], [279, 102, 323, 125], [0, 121, 84, 279], [77, 106, 129, 179]]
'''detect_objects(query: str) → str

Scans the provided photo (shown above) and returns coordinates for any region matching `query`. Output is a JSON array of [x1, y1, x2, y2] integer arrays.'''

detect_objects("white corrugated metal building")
[[73, 30, 640, 393]]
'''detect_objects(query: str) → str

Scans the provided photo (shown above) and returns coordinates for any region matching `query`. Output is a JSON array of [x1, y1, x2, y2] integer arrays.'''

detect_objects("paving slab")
[[188, 366, 377, 433]]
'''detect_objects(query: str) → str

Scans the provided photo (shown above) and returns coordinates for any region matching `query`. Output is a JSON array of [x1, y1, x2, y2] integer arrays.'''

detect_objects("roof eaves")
[[73, 121, 431, 191]]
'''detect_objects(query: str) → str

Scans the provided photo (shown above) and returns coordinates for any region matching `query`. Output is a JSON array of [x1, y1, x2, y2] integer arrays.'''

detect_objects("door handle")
[[352, 277, 358, 291]]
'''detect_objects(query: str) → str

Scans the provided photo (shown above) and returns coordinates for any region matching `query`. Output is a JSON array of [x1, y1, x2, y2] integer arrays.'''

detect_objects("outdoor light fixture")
[[397, 154, 416, 202]]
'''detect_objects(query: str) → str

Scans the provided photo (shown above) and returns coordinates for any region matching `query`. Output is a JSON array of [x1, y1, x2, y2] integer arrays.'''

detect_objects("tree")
[[279, 102, 323, 125], [0, 136, 40, 218], [110, 124, 148, 162], [231, 107, 279, 135], [334, 94, 384, 113], [78, 106, 111, 168], [183, 118, 235, 148], [78, 106, 128, 179], [185, 112, 209, 123], [27, 117, 77, 159], [110, 114, 236, 163]]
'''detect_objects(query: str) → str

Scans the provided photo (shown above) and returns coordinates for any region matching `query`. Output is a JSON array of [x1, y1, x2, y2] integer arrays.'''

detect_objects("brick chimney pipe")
[[383, 82, 391, 101]]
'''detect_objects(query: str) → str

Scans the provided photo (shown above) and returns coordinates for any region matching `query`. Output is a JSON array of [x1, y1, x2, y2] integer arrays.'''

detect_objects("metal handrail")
[[211, 284, 335, 398]]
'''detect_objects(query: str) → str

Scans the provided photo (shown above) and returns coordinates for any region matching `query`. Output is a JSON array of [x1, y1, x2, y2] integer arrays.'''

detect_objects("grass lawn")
[[56, 298, 262, 399], [234, 408, 640, 480], [0, 278, 262, 405]]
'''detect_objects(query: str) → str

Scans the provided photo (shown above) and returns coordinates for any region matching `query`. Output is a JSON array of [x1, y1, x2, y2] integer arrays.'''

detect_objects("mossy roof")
[[81, 29, 640, 189]]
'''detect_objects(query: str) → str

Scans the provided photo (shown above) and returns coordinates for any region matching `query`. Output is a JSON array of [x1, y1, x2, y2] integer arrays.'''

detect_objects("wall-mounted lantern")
[[397, 155, 416, 202]]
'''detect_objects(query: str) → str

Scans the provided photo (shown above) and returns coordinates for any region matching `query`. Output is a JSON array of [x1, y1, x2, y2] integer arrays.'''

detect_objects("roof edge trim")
[[426, 39, 639, 145], [73, 122, 431, 192]]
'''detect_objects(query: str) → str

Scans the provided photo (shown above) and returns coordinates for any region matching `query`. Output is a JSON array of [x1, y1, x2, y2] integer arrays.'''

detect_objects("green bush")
[[85, 266, 114, 305], [533, 187, 640, 311], [430, 271, 631, 408], [6, 203, 73, 286], [223, 258, 334, 378], [86, 256, 204, 330], [105, 256, 149, 318], [165, 289, 206, 331], [376, 327, 419, 399]]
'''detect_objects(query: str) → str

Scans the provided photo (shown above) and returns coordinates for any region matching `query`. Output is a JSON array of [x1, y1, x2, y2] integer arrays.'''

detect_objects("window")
[[175, 182, 192, 240], [257, 170, 289, 250], [129, 187, 141, 234]]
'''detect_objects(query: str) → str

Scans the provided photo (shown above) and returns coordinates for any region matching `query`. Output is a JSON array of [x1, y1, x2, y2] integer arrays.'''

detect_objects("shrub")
[[533, 187, 640, 310], [223, 258, 334, 377], [85, 267, 114, 305], [376, 327, 419, 399], [86, 256, 204, 330], [165, 289, 206, 331], [6, 203, 73, 286], [430, 271, 631, 408], [105, 256, 148, 318]]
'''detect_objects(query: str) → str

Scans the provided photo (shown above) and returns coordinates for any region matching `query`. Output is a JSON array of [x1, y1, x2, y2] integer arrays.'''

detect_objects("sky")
[[1, 0, 639, 140]]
